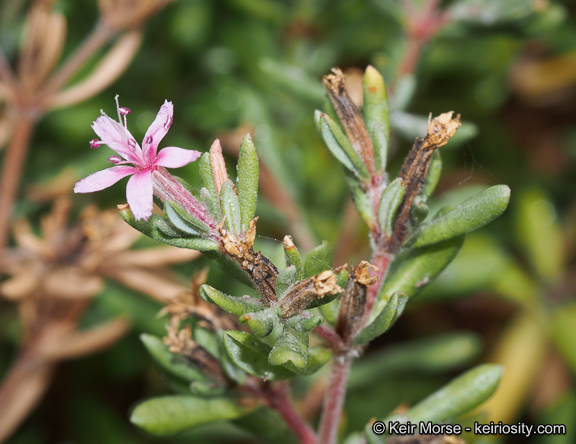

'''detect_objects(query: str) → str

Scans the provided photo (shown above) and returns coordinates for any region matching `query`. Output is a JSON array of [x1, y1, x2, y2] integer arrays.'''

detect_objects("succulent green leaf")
[[386, 364, 503, 424], [315, 110, 370, 181], [303, 241, 332, 278], [345, 169, 374, 229], [283, 239, 303, 280], [372, 236, 464, 322], [223, 331, 296, 380], [220, 180, 242, 235], [200, 285, 264, 316], [362, 66, 389, 173], [410, 195, 429, 226], [268, 325, 308, 370], [165, 200, 210, 235], [354, 292, 408, 345], [199, 152, 217, 197], [118, 208, 219, 251], [140, 334, 209, 383], [411, 185, 511, 248], [199, 152, 222, 220], [130, 395, 253, 436], [378, 177, 406, 237], [517, 189, 564, 282], [372, 123, 389, 173], [200, 187, 221, 221], [349, 332, 482, 389], [420, 150, 442, 200], [239, 307, 280, 338], [285, 314, 324, 332], [277, 265, 298, 298], [236, 134, 259, 231]]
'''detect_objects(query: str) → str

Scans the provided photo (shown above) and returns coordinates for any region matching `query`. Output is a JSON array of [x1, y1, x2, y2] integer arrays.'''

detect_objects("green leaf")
[[362, 66, 389, 173], [223, 331, 296, 380], [140, 334, 209, 383], [277, 265, 298, 298], [354, 292, 408, 345], [420, 150, 442, 200], [303, 241, 332, 278], [378, 178, 406, 237], [372, 123, 389, 173], [118, 208, 219, 251], [516, 188, 564, 281], [283, 238, 303, 280], [165, 200, 210, 235], [349, 332, 482, 389], [200, 285, 264, 316], [315, 110, 370, 181], [410, 195, 429, 226], [240, 307, 280, 338], [550, 303, 576, 374], [300, 346, 332, 375], [269, 325, 308, 370], [385, 364, 503, 424], [345, 169, 374, 229], [285, 314, 324, 332], [259, 58, 325, 103], [199, 152, 222, 220], [236, 134, 259, 231], [130, 395, 253, 436], [372, 236, 464, 322], [220, 180, 242, 235], [411, 185, 511, 248]]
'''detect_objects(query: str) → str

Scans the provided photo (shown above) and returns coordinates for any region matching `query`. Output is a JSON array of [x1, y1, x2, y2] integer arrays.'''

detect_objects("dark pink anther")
[[108, 156, 122, 164], [89, 139, 101, 148], [128, 138, 138, 148], [119, 107, 131, 116], [146, 135, 153, 144], [164, 115, 173, 129]]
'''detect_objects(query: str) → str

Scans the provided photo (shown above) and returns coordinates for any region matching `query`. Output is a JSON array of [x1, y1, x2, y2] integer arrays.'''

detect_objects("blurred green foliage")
[[2, 0, 576, 442]]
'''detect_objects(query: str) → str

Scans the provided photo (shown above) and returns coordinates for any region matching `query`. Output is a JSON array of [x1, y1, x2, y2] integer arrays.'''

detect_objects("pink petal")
[[126, 171, 154, 221], [74, 166, 138, 193], [92, 116, 144, 166], [155, 147, 202, 169], [142, 100, 173, 163]]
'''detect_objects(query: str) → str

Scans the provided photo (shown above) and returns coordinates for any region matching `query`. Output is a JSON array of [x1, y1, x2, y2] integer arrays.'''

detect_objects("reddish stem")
[[268, 381, 316, 444], [317, 355, 353, 444]]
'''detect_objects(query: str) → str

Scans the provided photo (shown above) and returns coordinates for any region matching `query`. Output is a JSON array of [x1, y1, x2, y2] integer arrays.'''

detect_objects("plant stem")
[[269, 381, 316, 444], [317, 355, 353, 444], [0, 115, 35, 272]]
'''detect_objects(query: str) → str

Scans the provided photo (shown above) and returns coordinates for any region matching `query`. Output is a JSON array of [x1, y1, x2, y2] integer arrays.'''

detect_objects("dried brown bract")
[[390, 112, 461, 252], [160, 270, 237, 332], [163, 318, 227, 385], [323, 67, 375, 177], [218, 218, 279, 303], [279, 267, 345, 318], [336, 261, 378, 342]]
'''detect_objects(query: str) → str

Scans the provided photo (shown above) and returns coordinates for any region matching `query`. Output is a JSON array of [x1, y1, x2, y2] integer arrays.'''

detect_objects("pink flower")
[[74, 96, 201, 221]]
